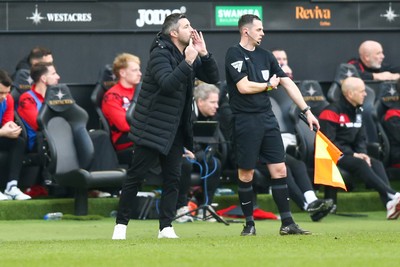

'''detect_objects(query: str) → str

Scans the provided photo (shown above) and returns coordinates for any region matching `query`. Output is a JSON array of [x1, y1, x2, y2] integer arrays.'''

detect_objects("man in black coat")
[[112, 13, 220, 239]]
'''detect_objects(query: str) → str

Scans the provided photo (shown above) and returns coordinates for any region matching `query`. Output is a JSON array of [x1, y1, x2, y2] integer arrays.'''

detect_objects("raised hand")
[[185, 38, 198, 65], [191, 30, 208, 56]]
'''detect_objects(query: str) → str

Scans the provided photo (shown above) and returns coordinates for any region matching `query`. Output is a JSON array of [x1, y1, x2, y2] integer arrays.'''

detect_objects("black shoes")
[[307, 199, 334, 222], [279, 223, 312, 235], [240, 225, 256, 236]]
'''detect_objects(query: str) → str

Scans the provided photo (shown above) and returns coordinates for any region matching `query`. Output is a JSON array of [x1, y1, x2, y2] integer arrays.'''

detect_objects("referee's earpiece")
[[246, 31, 260, 45]]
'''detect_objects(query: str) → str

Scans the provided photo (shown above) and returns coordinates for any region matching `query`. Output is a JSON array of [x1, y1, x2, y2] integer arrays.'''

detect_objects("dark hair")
[[238, 14, 261, 30], [0, 69, 12, 87], [28, 46, 52, 65], [161, 13, 187, 35], [30, 62, 53, 83]]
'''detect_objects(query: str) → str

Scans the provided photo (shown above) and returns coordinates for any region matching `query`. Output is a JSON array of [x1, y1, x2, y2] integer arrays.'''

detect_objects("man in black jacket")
[[319, 77, 400, 220], [112, 13, 219, 239]]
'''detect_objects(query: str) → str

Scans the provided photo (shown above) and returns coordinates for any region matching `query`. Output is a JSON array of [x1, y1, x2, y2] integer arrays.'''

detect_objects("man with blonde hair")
[[102, 53, 142, 153]]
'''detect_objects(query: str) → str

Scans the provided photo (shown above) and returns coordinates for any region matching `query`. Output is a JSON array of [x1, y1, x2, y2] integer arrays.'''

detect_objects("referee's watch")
[[266, 82, 274, 91], [301, 106, 311, 114]]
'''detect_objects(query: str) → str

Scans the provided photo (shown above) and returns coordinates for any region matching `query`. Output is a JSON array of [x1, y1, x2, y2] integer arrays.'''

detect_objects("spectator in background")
[[382, 79, 400, 168], [18, 62, 60, 152], [272, 49, 293, 80], [16, 62, 60, 198], [176, 82, 222, 223], [102, 53, 142, 163], [0, 70, 31, 200], [14, 46, 53, 75], [319, 77, 400, 219], [270, 48, 333, 220], [348, 40, 400, 81]]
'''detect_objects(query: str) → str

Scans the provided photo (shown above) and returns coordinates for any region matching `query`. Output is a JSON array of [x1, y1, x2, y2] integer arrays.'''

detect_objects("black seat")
[[268, 85, 295, 133], [375, 81, 399, 125], [292, 80, 330, 167], [374, 81, 400, 180], [90, 64, 116, 134], [37, 84, 127, 215], [327, 63, 361, 103], [10, 69, 32, 141]]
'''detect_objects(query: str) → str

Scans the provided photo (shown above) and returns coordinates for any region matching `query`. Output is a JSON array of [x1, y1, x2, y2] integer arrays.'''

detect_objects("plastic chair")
[[37, 84, 126, 215]]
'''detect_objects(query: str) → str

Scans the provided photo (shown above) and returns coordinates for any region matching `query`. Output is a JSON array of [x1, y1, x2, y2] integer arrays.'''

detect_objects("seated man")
[[348, 40, 400, 81], [319, 77, 400, 219], [101, 53, 142, 163], [13, 46, 53, 78], [0, 69, 31, 200], [382, 79, 400, 168], [272, 48, 293, 80], [176, 82, 222, 222], [18, 62, 60, 152], [256, 153, 334, 222]]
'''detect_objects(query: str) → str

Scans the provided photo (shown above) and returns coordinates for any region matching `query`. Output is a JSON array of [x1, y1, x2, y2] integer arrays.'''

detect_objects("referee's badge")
[[261, 70, 270, 81], [231, 61, 243, 73]]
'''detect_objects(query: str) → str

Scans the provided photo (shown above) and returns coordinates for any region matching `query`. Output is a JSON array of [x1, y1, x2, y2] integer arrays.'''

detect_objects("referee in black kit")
[[225, 14, 320, 236]]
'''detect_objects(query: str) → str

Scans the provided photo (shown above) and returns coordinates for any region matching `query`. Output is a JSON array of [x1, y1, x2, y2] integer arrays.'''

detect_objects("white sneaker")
[[4, 186, 31, 200], [158, 226, 179, 239], [0, 191, 9, 201], [112, 224, 127, 240], [387, 196, 400, 220], [175, 206, 194, 223], [89, 190, 112, 198]]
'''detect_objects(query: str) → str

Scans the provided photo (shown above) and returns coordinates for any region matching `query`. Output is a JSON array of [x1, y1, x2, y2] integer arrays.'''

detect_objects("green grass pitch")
[[1, 211, 400, 267]]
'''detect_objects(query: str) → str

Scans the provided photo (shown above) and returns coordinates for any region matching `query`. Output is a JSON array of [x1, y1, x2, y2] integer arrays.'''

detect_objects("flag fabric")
[[314, 131, 347, 191]]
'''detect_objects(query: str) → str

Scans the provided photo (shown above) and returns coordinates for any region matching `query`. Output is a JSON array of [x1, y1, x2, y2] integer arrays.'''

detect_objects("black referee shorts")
[[233, 112, 285, 169]]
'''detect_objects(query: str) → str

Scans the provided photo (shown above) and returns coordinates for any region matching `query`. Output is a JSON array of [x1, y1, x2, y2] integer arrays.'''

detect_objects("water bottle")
[[44, 212, 63, 220]]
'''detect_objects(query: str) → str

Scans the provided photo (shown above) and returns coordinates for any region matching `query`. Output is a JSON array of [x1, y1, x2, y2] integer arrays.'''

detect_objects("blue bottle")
[[44, 212, 63, 220]]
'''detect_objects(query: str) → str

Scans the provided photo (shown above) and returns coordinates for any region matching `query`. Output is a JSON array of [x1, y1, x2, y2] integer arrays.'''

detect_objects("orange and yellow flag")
[[314, 131, 347, 191]]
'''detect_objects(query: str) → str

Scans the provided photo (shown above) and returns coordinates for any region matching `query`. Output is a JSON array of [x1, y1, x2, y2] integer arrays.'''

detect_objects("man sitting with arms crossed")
[[319, 77, 400, 219]]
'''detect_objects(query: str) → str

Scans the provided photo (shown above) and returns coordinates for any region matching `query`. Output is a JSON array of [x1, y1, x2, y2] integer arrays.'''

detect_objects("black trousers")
[[285, 154, 314, 210], [338, 155, 395, 205], [0, 136, 25, 186], [116, 132, 184, 229]]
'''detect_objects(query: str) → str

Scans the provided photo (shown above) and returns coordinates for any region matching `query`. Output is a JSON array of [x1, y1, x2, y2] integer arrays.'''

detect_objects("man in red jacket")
[[18, 62, 60, 152], [102, 53, 142, 156]]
